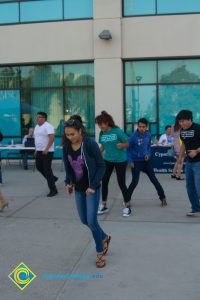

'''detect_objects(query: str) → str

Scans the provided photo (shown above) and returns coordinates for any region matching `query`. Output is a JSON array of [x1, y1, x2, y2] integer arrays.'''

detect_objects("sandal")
[[0, 202, 8, 212], [103, 235, 111, 255], [171, 174, 176, 179], [176, 176, 184, 180], [96, 252, 106, 268]]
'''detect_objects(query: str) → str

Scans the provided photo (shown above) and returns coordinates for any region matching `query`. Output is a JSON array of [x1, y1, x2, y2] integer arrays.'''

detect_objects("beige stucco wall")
[[0, 20, 93, 64], [0, 0, 200, 133], [122, 14, 200, 59]]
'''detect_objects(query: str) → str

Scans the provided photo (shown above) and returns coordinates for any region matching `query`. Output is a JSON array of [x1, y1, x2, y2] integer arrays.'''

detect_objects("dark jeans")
[[185, 161, 200, 212], [35, 151, 57, 192], [0, 163, 2, 184], [128, 160, 165, 200], [102, 160, 130, 203], [75, 188, 106, 252], [21, 150, 34, 168]]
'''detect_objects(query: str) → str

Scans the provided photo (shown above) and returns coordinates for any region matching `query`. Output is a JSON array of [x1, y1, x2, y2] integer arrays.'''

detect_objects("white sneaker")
[[98, 204, 108, 215], [122, 207, 131, 217], [186, 211, 200, 217]]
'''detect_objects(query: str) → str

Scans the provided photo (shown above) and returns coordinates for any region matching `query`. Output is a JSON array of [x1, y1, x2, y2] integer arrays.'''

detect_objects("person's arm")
[[43, 134, 54, 154], [117, 141, 129, 149], [188, 147, 200, 158], [116, 129, 129, 149], [62, 144, 73, 187], [99, 144, 104, 153], [86, 140, 105, 192], [22, 135, 27, 146], [158, 134, 165, 145], [177, 143, 186, 163], [126, 134, 135, 168], [144, 134, 151, 161]]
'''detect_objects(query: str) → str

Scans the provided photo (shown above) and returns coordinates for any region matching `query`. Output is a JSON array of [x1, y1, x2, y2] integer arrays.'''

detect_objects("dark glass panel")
[[21, 65, 63, 88], [64, 87, 94, 135], [158, 60, 200, 83], [125, 61, 156, 84], [159, 84, 200, 133], [0, 90, 21, 136], [64, 63, 94, 86], [125, 85, 157, 123], [0, 67, 20, 89]]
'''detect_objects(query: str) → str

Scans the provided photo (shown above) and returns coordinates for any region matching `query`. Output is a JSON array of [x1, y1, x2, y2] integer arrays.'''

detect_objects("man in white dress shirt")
[[34, 112, 58, 197]]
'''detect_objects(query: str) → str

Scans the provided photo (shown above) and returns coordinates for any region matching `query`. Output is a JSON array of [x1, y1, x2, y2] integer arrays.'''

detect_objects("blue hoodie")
[[63, 137, 105, 190], [127, 130, 151, 163]]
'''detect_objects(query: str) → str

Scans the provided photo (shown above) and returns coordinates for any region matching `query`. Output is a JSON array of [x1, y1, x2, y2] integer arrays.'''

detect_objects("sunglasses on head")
[[64, 119, 81, 127]]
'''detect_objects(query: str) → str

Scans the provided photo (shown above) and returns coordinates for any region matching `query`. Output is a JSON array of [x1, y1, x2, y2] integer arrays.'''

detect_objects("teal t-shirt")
[[99, 127, 128, 162]]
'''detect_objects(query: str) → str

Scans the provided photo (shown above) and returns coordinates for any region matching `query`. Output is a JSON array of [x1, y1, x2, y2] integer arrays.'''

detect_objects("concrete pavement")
[[0, 161, 199, 300]]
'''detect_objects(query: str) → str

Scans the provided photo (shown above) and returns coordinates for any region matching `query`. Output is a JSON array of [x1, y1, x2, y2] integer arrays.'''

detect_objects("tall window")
[[124, 59, 200, 137], [124, 0, 200, 16], [0, 62, 95, 142], [0, 0, 93, 25]]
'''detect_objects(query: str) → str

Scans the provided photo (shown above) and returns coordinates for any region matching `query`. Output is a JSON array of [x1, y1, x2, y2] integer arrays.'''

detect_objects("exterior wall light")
[[98, 30, 112, 40]]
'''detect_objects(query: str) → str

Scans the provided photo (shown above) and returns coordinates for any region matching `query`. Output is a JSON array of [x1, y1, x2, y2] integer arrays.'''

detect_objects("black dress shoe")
[[47, 190, 58, 197]]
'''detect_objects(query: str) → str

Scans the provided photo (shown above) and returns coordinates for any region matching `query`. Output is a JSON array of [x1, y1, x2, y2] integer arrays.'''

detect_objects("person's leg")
[[127, 162, 142, 199], [186, 161, 200, 213], [76, 190, 108, 266], [172, 156, 179, 177], [35, 151, 46, 178], [193, 162, 200, 211], [0, 163, 2, 184], [115, 161, 132, 217], [0, 191, 8, 212], [22, 151, 28, 169], [176, 157, 184, 179], [101, 160, 115, 203], [74, 191, 88, 225], [86, 188, 107, 253], [42, 152, 57, 194], [144, 160, 167, 205]]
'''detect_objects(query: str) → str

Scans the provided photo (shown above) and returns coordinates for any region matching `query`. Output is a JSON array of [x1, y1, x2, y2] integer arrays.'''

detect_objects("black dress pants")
[[36, 151, 57, 192]]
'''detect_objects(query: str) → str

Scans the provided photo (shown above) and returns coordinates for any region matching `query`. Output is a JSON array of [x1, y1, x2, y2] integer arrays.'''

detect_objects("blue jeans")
[[185, 161, 200, 212], [75, 188, 107, 252], [128, 160, 165, 200]]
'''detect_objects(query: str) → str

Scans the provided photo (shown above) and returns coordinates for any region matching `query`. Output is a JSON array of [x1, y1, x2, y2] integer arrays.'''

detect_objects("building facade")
[[0, 0, 200, 156]]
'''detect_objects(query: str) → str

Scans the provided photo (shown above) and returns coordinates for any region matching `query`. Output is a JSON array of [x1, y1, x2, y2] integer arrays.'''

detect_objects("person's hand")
[[188, 149, 198, 158], [116, 143, 123, 149], [43, 149, 48, 155], [128, 163, 134, 168], [86, 188, 95, 195], [66, 184, 73, 195], [144, 155, 149, 161]]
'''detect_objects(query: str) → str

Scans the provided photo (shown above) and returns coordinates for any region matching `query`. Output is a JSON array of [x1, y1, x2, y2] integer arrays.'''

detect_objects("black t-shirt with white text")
[[67, 145, 89, 192], [180, 123, 200, 162]]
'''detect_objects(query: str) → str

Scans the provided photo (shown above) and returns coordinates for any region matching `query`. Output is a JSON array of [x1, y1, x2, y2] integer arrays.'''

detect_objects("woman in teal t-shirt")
[[95, 111, 131, 217]]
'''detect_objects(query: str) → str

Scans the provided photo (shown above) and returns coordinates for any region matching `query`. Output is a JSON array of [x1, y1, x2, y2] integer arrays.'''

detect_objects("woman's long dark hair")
[[62, 115, 86, 146], [95, 111, 118, 128], [174, 115, 181, 132]]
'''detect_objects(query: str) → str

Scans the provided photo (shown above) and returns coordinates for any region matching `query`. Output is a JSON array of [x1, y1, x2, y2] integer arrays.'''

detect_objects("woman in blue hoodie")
[[62, 115, 111, 268], [127, 118, 167, 207]]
